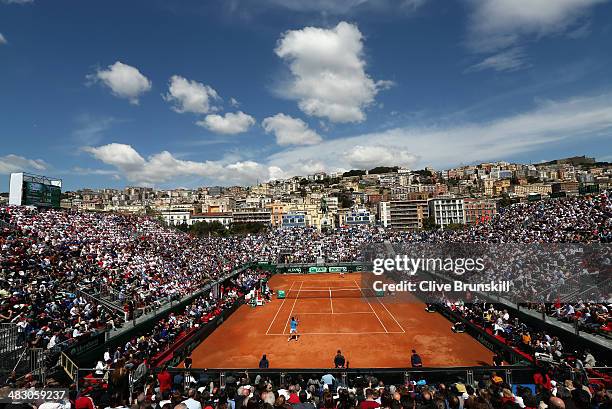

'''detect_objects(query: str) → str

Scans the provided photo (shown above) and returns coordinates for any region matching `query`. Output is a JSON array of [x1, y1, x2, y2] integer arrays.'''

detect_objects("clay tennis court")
[[188, 273, 493, 368]]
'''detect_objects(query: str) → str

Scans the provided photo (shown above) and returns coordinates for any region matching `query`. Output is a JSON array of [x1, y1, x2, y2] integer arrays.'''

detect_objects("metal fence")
[[0, 323, 18, 355], [75, 365, 536, 395], [0, 347, 53, 384]]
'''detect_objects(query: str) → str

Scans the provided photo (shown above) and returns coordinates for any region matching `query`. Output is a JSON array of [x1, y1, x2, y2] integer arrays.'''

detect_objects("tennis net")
[[284, 288, 377, 299]]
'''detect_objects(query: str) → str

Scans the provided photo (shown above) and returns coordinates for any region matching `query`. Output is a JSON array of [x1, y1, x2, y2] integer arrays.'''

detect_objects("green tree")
[[422, 217, 438, 230], [189, 221, 227, 237], [342, 169, 366, 177], [229, 222, 267, 235], [498, 193, 517, 208], [444, 223, 465, 231]]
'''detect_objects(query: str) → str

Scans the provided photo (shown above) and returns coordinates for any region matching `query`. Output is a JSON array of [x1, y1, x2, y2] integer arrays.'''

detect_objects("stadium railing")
[[0, 323, 18, 355], [74, 365, 536, 395], [75, 287, 129, 322], [60, 351, 79, 381]]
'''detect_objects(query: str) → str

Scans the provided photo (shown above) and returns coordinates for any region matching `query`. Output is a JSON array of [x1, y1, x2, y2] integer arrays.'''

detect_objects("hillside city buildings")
[[16, 155, 609, 231]]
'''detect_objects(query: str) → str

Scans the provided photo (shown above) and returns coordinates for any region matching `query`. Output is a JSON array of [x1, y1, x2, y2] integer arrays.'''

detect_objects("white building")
[[160, 210, 191, 226], [191, 212, 233, 227], [428, 198, 466, 228], [379, 201, 391, 227]]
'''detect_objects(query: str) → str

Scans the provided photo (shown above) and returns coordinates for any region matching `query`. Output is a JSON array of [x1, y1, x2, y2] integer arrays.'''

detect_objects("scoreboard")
[[9, 173, 62, 209]]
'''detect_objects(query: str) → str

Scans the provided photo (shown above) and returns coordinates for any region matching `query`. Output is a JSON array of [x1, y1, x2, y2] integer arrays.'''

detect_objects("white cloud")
[[0, 154, 47, 174], [467, 0, 608, 52], [197, 111, 255, 134], [83, 93, 612, 185], [346, 145, 418, 169], [466, 47, 529, 72], [163, 75, 220, 114], [224, 161, 280, 185], [83, 143, 146, 171], [266, 93, 612, 175], [229, 98, 240, 107], [0, 33, 7, 45], [275, 21, 391, 123], [72, 167, 118, 176], [89, 61, 152, 105], [262, 113, 323, 146], [84, 143, 279, 186]]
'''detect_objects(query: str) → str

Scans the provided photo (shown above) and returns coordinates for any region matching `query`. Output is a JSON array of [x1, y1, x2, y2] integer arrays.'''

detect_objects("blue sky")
[[1, 0, 612, 190]]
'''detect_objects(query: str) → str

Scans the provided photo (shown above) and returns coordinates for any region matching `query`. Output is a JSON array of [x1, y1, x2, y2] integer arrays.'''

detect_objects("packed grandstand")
[[0, 191, 610, 409]]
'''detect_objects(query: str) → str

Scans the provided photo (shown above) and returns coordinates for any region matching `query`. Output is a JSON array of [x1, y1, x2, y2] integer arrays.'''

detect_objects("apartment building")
[[191, 212, 233, 227], [388, 198, 429, 230], [513, 183, 553, 197], [160, 210, 191, 226], [428, 198, 466, 227], [463, 198, 497, 224], [232, 207, 271, 224]]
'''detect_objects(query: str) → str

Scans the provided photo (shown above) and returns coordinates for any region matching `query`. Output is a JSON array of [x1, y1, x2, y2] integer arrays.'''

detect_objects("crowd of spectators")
[[0, 205, 390, 351], [399, 191, 611, 244], [1, 191, 610, 351], [80, 268, 266, 403], [388, 191, 611, 306], [1, 208, 126, 352], [5, 364, 611, 409], [524, 303, 611, 339]]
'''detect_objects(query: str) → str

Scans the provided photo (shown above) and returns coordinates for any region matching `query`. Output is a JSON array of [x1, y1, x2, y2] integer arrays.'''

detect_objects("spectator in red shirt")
[[157, 366, 172, 393], [75, 393, 96, 409], [288, 386, 301, 404], [359, 389, 380, 409], [534, 368, 552, 390]]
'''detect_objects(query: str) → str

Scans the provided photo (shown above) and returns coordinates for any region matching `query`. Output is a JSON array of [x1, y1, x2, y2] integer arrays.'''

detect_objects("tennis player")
[[287, 316, 300, 342]]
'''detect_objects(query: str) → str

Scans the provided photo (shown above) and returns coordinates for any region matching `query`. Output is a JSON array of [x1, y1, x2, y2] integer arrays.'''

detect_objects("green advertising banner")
[[328, 266, 348, 272], [308, 266, 327, 273]]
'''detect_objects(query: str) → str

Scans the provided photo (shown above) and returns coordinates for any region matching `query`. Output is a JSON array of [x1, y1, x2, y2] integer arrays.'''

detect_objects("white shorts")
[[290, 328, 298, 334]]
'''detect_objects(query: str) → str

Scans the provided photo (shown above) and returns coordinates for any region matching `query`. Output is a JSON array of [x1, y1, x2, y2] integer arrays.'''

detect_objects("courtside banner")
[[360, 243, 611, 304]]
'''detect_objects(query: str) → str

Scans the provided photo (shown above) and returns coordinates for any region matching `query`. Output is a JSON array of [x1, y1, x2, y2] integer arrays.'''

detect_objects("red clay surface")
[[189, 273, 494, 369]]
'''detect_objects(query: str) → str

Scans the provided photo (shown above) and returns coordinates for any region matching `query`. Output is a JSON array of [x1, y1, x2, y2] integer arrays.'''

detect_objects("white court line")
[[374, 296, 406, 333], [297, 287, 371, 291], [266, 281, 295, 335], [296, 311, 375, 315], [353, 280, 388, 333], [266, 332, 403, 335], [282, 281, 304, 335], [329, 288, 334, 314]]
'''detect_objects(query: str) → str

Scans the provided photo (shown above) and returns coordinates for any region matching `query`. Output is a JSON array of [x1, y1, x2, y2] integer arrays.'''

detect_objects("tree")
[[498, 193, 518, 208], [368, 166, 398, 174], [444, 223, 465, 231], [336, 193, 353, 208], [413, 169, 433, 177], [176, 222, 190, 232], [188, 221, 228, 237], [229, 222, 267, 235], [342, 169, 366, 177], [422, 217, 438, 230]]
